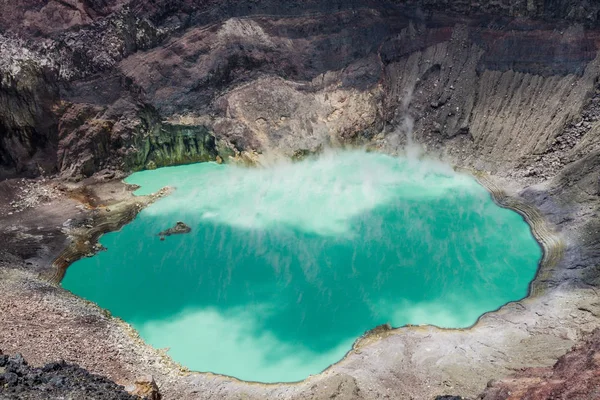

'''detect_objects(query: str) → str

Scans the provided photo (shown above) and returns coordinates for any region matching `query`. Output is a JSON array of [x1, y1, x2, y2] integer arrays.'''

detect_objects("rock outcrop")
[[158, 221, 191, 238], [0, 351, 140, 400], [0, 40, 59, 178], [125, 375, 162, 400]]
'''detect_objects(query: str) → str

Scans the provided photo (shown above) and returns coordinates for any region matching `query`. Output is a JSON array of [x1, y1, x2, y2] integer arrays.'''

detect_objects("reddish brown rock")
[[482, 329, 600, 400]]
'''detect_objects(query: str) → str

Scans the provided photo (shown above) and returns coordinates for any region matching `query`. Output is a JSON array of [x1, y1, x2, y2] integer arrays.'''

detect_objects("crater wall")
[[2, 0, 600, 180]]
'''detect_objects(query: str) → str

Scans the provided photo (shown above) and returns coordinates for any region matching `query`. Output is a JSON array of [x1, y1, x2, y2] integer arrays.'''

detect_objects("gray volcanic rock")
[[0, 351, 139, 400], [435, 396, 467, 400]]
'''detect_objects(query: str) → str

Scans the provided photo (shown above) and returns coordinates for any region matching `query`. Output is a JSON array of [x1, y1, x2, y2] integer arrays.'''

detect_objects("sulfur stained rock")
[[125, 375, 161, 400]]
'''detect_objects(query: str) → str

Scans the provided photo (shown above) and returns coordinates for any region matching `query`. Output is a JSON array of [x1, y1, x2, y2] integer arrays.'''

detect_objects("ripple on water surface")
[[62, 150, 542, 383]]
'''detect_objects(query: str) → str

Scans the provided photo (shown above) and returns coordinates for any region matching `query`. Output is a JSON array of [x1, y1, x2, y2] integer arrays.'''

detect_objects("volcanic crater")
[[1, 1, 600, 399]]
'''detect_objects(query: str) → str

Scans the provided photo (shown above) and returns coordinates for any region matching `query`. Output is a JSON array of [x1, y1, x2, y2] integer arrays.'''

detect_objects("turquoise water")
[[62, 151, 541, 383]]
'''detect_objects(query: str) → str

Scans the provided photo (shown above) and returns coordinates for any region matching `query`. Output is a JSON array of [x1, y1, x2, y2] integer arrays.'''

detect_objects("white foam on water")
[[137, 150, 480, 237]]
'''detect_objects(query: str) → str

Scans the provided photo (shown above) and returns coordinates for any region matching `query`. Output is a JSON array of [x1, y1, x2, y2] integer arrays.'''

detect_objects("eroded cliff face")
[[2, 0, 600, 181], [0, 46, 59, 177]]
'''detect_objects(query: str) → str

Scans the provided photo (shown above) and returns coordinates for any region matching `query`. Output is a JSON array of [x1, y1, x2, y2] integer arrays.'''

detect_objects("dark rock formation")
[[158, 221, 191, 238], [0, 55, 59, 179], [402, 0, 600, 26], [0, 351, 140, 400], [437, 326, 600, 399]]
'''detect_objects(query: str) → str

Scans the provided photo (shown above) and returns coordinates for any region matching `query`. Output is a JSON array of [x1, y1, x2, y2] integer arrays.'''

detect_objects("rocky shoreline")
[[466, 170, 564, 297], [47, 185, 171, 284]]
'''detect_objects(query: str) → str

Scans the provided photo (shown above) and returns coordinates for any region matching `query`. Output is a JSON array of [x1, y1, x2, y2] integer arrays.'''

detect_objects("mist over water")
[[62, 150, 541, 383]]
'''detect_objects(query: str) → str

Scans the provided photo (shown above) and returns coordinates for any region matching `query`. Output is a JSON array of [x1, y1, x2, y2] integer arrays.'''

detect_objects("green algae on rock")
[[62, 150, 542, 383]]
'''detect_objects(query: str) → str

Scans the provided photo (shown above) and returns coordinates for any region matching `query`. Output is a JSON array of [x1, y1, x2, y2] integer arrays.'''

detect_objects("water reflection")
[[140, 306, 355, 382]]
